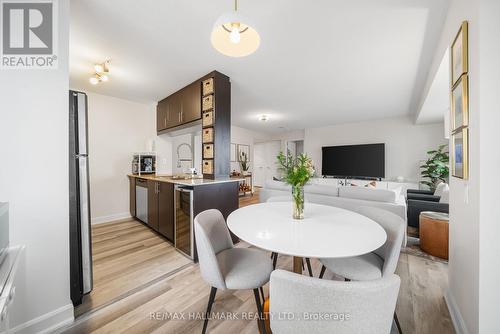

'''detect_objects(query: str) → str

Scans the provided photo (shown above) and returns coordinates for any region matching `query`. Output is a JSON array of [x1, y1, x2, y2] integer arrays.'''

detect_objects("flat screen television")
[[321, 143, 385, 179]]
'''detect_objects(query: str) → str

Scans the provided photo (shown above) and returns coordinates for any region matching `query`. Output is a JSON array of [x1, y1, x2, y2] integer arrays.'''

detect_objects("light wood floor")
[[64, 188, 454, 333], [74, 219, 192, 317]]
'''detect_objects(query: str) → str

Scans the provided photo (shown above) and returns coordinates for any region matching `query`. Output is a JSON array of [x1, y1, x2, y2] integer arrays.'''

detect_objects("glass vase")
[[292, 185, 305, 220]]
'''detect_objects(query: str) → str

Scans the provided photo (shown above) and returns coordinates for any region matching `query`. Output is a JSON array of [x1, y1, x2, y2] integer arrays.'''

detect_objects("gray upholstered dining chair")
[[194, 209, 273, 334], [266, 196, 313, 277], [318, 206, 405, 332], [270, 269, 401, 334]]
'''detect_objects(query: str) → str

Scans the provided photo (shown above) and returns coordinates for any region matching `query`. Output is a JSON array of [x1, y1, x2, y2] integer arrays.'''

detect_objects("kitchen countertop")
[[128, 174, 243, 186]]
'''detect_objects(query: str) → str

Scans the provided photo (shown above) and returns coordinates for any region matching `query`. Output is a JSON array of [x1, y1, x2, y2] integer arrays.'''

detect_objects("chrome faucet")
[[176, 142, 193, 170]]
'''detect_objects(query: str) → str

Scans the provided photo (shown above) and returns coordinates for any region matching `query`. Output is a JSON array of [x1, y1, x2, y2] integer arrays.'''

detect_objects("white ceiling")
[[70, 0, 448, 133], [416, 49, 449, 124]]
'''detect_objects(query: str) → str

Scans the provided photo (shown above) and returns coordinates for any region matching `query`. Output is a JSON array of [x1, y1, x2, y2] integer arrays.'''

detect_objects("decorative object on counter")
[[211, 0, 260, 58], [276, 151, 315, 220], [419, 144, 449, 192], [396, 176, 405, 183]]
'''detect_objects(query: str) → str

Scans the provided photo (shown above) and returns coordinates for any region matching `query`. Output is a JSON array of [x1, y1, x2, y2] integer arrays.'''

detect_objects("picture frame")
[[452, 127, 468, 179], [237, 144, 250, 162], [230, 143, 237, 162], [451, 21, 468, 87], [451, 74, 469, 131]]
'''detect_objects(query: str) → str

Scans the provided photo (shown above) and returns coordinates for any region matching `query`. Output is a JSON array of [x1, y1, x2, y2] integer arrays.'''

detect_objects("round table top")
[[227, 202, 387, 259]]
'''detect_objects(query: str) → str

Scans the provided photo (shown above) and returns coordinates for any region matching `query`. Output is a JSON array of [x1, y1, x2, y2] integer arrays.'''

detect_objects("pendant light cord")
[[234, 0, 238, 12]]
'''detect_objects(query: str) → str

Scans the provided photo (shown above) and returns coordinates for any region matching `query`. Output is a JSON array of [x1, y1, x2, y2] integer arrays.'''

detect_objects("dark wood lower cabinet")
[[130, 177, 239, 260], [193, 181, 239, 245], [147, 180, 159, 231], [158, 182, 174, 242]]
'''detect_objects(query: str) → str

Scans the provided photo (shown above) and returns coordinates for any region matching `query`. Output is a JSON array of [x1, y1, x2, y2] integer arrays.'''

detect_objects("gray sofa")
[[260, 180, 408, 242]]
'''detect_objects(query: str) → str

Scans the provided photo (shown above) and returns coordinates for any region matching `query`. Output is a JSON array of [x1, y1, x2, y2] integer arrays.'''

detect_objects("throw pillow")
[[439, 189, 450, 204], [434, 182, 449, 197]]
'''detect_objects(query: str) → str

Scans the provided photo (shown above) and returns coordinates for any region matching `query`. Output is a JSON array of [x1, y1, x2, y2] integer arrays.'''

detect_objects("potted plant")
[[420, 144, 449, 191], [276, 151, 315, 219], [239, 151, 250, 175]]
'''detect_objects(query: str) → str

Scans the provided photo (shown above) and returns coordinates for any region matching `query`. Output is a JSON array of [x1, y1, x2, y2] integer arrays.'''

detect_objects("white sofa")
[[260, 180, 408, 242]]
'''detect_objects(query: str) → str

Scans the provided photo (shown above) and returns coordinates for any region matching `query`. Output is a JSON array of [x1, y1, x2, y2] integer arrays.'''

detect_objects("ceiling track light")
[[89, 60, 111, 85]]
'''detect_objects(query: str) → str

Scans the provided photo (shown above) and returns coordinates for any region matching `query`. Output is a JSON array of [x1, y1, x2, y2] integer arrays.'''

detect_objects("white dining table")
[[227, 202, 387, 274]]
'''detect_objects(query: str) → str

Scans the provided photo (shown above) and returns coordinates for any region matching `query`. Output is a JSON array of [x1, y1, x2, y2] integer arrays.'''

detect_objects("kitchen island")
[[128, 174, 242, 261]]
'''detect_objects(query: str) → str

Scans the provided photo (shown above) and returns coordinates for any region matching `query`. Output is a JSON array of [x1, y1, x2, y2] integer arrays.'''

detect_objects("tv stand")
[[313, 177, 419, 195]]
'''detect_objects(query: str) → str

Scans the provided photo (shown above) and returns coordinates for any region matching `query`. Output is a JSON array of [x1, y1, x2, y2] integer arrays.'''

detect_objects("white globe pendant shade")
[[211, 12, 260, 57]]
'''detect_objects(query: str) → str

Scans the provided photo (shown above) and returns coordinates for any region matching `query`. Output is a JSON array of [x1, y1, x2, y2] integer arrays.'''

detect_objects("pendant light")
[[211, 0, 260, 57]]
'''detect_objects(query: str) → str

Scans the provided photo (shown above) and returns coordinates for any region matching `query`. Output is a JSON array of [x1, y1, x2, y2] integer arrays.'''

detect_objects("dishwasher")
[[174, 185, 194, 259], [135, 178, 148, 224]]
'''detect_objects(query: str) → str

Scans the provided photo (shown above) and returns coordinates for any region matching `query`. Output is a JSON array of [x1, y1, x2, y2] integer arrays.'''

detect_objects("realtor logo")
[[1, 0, 58, 69]]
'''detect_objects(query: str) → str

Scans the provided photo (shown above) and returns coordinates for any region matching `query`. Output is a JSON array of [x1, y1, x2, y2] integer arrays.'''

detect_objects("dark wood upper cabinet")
[[157, 80, 202, 134], [181, 81, 201, 124], [158, 182, 174, 242], [147, 180, 159, 231], [156, 103, 167, 132], [167, 92, 182, 128]]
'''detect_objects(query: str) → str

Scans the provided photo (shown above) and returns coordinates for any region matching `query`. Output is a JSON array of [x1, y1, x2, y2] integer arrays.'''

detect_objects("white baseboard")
[[91, 212, 131, 225], [445, 289, 469, 334], [10, 303, 74, 334]]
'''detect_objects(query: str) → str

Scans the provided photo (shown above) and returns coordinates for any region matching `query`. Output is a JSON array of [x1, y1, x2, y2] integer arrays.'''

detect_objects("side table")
[[419, 211, 449, 259]]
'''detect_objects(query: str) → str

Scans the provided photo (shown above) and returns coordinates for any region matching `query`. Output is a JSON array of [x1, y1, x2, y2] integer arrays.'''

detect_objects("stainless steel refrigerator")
[[69, 90, 93, 306]]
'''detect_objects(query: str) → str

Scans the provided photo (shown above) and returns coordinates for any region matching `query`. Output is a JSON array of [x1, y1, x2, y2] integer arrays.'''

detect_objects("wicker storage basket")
[[202, 78, 214, 96]]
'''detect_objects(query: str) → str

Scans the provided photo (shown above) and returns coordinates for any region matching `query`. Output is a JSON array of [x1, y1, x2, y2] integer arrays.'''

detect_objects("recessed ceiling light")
[[259, 115, 268, 121]]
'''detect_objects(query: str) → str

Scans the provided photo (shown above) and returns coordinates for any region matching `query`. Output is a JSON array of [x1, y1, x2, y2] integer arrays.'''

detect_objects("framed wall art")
[[452, 127, 468, 179], [451, 21, 468, 86], [237, 144, 250, 162], [451, 74, 469, 131]]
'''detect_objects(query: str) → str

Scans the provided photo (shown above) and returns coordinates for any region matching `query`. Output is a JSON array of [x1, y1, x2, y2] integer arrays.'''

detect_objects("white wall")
[[230, 125, 270, 173], [0, 1, 74, 332], [420, 1, 479, 333], [419, 0, 500, 332], [270, 129, 305, 152], [303, 116, 446, 182], [478, 0, 500, 332], [85, 93, 156, 223]]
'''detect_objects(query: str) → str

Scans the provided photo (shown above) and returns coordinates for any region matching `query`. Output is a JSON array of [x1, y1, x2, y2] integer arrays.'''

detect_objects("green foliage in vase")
[[276, 151, 315, 187], [420, 144, 449, 191]]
